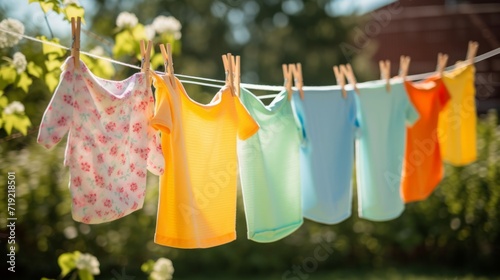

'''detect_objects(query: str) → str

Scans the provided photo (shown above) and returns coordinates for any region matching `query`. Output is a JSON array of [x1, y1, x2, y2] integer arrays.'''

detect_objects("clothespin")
[[160, 43, 175, 87], [379, 59, 391, 93], [398, 55, 411, 80], [283, 64, 293, 100], [71, 17, 81, 69], [436, 52, 448, 76], [466, 41, 479, 64], [333, 65, 346, 98], [341, 63, 359, 95], [231, 54, 241, 97], [291, 63, 304, 100], [222, 53, 236, 96], [140, 40, 153, 87]]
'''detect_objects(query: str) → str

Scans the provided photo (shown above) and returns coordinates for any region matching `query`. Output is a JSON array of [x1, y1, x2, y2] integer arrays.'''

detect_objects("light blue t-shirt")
[[355, 81, 419, 221], [292, 89, 358, 224]]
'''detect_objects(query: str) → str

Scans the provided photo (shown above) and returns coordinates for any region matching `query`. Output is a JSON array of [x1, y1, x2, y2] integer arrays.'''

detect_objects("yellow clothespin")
[[160, 43, 175, 87], [71, 17, 81, 69], [341, 63, 359, 95], [140, 40, 153, 87], [291, 63, 305, 100], [379, 59, 391, 93], [398, 55, 411, 80], [333, 65, 346, 98], [283, 64, 293, 100], [436, 52, 448, 76]]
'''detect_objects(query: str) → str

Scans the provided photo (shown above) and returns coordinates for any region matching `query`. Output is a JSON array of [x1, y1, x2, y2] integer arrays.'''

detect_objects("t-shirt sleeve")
[[291, 93, 307, 145], [405, 89, 420, 127], [234, 95, 259, 140], [37, 68, 74, 149], [437, 79, 451, 110], [150, 75, 173, 133]]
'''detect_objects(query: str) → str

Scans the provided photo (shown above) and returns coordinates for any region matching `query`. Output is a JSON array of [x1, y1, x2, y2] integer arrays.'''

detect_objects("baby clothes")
[[152, 75, 259, 248], [292, 89, 358, 224], [355, 81, 419, 221], [434, 65, 477, 165], [237, 88, 303, 242], [37, 57, 164, 224], [402, 79, 450, 203]]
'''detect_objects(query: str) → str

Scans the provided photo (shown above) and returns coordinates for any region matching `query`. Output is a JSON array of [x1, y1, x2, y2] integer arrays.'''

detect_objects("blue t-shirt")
[[292, 89, 358, 224], [355, 80, 419, 221]]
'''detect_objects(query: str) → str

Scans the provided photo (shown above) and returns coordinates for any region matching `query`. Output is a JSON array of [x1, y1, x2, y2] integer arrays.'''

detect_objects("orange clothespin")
[[379, 59, 391, 93], [341, 63, 359, 95], [291, 63, 304, 100], [71, 17, 81, 69], [398, 55, 411, 80], [333, 65, 346, 98], [160, 43, 175, 87], [436, 52, 448, 76], [283, 64, 294, 100], [140, 40, 153, 87]]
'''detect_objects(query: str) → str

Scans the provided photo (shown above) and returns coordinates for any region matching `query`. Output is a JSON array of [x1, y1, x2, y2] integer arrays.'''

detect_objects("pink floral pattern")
[[37, 57, 164, 224]]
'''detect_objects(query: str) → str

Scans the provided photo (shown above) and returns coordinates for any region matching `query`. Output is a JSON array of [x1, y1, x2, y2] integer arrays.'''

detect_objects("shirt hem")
[[359, 206, 404, 222], [303, 210, 352, 225], [248, 219, 303, 243], [154, 231, 236, 249]]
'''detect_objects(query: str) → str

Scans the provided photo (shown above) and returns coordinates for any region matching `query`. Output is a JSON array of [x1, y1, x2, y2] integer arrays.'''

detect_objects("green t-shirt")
[[237, 87, 303, 242]]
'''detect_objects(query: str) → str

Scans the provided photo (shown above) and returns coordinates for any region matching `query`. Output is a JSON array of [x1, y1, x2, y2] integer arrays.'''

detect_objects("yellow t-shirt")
[[436, 65, 477, 165], [151, 74, 259, 248]]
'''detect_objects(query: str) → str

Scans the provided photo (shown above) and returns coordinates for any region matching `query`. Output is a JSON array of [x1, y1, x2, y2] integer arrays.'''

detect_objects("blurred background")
[[0, 0, 499, 279]]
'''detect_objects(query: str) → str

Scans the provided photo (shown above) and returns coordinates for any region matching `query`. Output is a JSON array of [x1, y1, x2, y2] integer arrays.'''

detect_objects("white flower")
[[152, 16, 182, 37], [12, 52, 27, 74], [150, 258, 174, 280], [75, 253, 100, 275], [89, 46, 105, 56], [0, 18, 25, 48], [144, 24, 156, 40], [116, 12, 138, 29], [3, 101, 25, 115]]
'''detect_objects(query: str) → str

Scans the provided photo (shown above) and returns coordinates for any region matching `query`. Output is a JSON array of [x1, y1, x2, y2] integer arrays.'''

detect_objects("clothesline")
[[1, 27, 500, 99]]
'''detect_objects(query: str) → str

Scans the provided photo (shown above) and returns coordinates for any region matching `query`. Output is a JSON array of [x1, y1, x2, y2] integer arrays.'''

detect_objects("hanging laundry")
[[355, 81, 419, 221], [237, 88, 303, 242], [431, 65, 477, 165], [151, 74, 259, 249], [401, 79, 450, 203], [37, 57, 164, 224], [292, 89, 358, 224]]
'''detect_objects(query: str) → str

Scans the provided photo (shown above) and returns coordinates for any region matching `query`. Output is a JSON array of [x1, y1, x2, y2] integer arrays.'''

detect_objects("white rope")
[[1, 27, 499, 99]]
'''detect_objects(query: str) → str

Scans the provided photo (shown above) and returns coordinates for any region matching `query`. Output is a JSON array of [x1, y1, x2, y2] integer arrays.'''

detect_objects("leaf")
[[112, 31, 137, 58], [27, 61, 43, 78], [57, 252, 77, 277], [45, 72, 60, 92], [0, 66, 18, 90], [16, 72, 33, 93], [151, 53, 164, 71], [63, 4, 85, 24], [39, 2, 54, 13], [45, 59, 61, 72], [2, 113, 15, 135], [0, 96, 8, 108], [131, 25, 147, 41], [39, 36, 66, 57], [141, 259, 155, 274], [77, 269, 94, 280], [12, 114, 31, 135]]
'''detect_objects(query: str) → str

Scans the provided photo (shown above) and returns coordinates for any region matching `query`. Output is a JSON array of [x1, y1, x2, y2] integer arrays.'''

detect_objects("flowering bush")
[[142, 258, 175, 280], [41, 251, 100, 280]]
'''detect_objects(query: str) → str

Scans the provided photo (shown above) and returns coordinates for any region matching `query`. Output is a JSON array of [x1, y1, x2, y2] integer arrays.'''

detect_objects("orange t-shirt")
[[151, 75, 259, 248], [402, 79, 450, 203]]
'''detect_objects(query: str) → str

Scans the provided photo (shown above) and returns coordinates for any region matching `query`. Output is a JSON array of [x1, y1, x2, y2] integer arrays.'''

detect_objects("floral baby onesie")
[[38, 57, 164, 224]]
